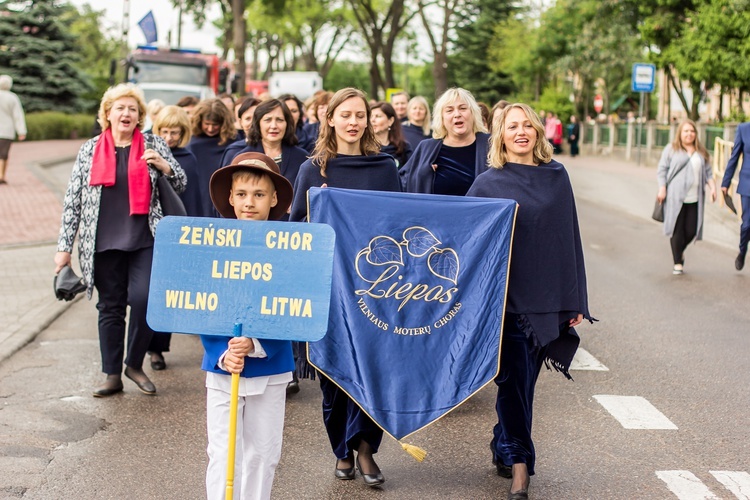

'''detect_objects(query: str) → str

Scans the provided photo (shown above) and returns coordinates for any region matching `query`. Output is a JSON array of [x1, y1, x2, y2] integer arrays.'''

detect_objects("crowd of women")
[[53, 80, 603, 500]]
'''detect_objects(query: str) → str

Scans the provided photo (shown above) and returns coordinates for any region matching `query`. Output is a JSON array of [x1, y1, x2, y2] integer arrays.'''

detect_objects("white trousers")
[[205, 384, 287, 500]]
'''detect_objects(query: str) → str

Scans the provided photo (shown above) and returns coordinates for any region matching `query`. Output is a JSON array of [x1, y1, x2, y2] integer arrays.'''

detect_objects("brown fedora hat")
[[209, 152, 294, 220]]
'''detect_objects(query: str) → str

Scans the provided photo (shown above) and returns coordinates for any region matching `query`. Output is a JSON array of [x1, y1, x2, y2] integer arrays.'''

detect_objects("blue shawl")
[[401, 132, 490, 193], [171, 147, 203, 217], [290, 153, 401, 222], [467, 160, 594, 376]]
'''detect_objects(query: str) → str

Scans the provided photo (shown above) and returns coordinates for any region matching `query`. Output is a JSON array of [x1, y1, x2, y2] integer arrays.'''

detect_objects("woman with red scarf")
[[54, 83, 186, 398]]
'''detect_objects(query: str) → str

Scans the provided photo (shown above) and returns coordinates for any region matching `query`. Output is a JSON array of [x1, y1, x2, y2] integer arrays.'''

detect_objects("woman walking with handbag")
[[656, 120, 716, 275]]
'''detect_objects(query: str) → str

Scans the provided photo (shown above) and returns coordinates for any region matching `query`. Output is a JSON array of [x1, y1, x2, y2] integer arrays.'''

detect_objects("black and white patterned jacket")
[[56, 133, 187, 298]]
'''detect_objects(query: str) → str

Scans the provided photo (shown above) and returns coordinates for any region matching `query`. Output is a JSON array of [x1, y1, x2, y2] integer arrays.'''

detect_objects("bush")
[[25, 112, 97, 141]]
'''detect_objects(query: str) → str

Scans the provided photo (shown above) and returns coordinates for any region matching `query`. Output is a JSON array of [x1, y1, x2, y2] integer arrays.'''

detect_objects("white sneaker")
[[672, 264, 684, 275]]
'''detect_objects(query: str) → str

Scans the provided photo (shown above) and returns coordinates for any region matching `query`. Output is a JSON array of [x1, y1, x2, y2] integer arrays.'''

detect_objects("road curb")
[[0, 294, 82, 365]]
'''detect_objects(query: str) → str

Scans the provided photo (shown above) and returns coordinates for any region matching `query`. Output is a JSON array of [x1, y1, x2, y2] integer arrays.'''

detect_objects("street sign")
[[632, 63, 656, 93], [146, 216, 336, 342], [594, 94, 604, 113]]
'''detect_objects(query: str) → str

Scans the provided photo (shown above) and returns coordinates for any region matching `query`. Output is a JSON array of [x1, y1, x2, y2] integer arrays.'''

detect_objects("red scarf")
[[89, 128, 152, 215]]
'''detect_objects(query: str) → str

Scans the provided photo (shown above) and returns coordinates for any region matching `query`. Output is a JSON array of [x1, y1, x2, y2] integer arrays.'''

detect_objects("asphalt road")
[[1, 159, 748, 499]]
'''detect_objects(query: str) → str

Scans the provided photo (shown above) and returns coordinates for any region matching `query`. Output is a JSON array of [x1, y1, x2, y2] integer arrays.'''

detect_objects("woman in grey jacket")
[[656, 120, 716, 274], [53, 83, 186, 397]]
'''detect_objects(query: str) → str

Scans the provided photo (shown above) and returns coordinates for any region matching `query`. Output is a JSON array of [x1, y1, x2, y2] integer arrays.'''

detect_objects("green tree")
[[0, 0, 93, 112], [671, 0, 750, 114], [448, 0, 515, 104], [62, 4, 124, 111], [638, 0, 702, 119]]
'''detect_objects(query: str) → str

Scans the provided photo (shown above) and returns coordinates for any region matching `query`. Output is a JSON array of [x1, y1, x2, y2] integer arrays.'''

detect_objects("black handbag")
[[652, 199, 664, 222], [652, 156, 692, 223], [157, 174, 187, 217]]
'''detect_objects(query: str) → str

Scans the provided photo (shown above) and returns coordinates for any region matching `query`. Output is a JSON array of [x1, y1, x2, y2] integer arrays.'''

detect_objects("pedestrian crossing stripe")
[[710, 471, 750, 499], [570, 347, 609, 371], [593, 395, 678, 430], [657, 470, 750, 499], [657, 470, 719, 499]]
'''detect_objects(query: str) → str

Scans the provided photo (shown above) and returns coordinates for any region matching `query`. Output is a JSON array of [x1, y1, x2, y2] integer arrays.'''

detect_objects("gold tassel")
[[400, 441, 427, 462]]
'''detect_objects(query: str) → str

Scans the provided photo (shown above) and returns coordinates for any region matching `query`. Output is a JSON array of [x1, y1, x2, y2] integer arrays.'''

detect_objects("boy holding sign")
[[201, 152, 295, 500]]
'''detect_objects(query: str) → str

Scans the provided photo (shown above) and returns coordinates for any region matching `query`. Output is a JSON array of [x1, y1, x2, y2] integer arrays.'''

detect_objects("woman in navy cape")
[[278, 93, 311, 153], [187, 98, 238, 217], [219, 99, 308, 221], [289, 88, 400, 487], [371, 101, 412, 168], [220, 97, 261, 168], [401, 95, 432, 150], [466, 103, 593, 500], [146, 105, 203, 370], [401, 87, 489, 195]]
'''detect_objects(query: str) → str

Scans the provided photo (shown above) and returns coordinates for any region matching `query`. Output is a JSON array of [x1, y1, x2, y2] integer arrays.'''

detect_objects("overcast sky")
[[69, 0, 223, 54]]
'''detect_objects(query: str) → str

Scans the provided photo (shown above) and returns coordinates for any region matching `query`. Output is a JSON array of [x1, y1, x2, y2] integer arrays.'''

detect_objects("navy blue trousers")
[[491, 314, 548, 476], [320, 375, 383, 460], [740, 195, 750, 255], [94, 247, 156, 374], [148, 332, 171, 353]]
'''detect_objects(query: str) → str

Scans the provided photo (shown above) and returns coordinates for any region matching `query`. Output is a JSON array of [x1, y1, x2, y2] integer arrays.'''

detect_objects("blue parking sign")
[[146, 217, 336, 342], [632, 63, 656, 93]]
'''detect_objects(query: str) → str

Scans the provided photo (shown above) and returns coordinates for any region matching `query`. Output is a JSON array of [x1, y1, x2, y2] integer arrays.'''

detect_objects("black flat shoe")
[[334, 459, 355, 480], [150, 353, 166, 371], [490, 443, 512, 478], [124, 366, 156, 395], [93, 374, 123, 397], [286, 381, 300, 396], [736, 252, 746, 270], [356, 457, 384, 487]]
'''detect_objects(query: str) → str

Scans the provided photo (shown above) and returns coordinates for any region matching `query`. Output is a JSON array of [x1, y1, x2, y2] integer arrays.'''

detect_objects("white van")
[[268, 72, 323, 100]]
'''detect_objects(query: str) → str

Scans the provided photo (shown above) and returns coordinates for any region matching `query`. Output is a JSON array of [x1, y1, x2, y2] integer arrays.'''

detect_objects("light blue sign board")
[[146, 216, 336, 341], [632, 63, 656, 93]]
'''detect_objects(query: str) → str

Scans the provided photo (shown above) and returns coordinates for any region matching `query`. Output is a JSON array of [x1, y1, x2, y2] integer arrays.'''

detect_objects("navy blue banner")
[[138, 10, 158, 44], [308, 188, 516, 440]]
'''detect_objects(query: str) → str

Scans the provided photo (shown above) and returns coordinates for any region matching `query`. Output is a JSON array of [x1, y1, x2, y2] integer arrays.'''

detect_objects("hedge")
[[25, 112, 98, 141]]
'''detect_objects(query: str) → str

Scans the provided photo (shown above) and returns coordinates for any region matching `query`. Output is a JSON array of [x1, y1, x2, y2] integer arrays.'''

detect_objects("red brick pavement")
[[0, 140, 85, 246]]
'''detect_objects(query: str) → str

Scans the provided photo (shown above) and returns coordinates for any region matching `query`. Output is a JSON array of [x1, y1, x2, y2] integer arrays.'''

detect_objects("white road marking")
[[570, 348, 609, 371], [593, 395, 678, 429], [710, 471, 750, 499], [656, 470, 719, 499]]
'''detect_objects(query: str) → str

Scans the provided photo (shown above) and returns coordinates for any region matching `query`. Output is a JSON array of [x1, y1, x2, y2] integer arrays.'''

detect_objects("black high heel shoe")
[[490, 443, 512, 478], [508, 464, 530, 500], [334, 459, 355, 480], [356, 456, 384, 487]]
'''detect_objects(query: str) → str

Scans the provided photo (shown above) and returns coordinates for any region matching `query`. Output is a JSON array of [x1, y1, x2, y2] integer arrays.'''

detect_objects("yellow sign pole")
[[225, 324, 242, 500]]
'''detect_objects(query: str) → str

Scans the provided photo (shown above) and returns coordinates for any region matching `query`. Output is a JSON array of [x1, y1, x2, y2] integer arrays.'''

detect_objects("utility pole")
[[121, 0, 130, 81], [177, 0, 183, 49]]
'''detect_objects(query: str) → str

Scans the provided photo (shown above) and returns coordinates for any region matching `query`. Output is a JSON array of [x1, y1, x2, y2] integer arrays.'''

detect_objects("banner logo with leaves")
[[354, 226, 462, 335]]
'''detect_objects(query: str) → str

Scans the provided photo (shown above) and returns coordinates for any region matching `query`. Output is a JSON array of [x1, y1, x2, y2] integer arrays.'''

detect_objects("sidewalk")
[[0, 140, 85, 363], [0, 145, 743, 365], [565, 153, 741, 252]]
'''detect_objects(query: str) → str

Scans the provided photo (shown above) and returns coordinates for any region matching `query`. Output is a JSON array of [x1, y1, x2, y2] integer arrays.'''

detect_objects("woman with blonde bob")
[[467, 103, 593, 500], [402, 95, 432, 149], [54, 83, 186, 397], [402, 87, 489, 194], [289, 88, 400, 487], [188, 98, 238, 216], [147, 105, 203, 370]]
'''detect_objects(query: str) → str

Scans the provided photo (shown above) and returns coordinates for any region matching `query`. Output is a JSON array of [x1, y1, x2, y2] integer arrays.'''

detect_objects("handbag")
[[652, 198, 665, 222], [157, 174, 187, 217], [652, 156, 692, 223]]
